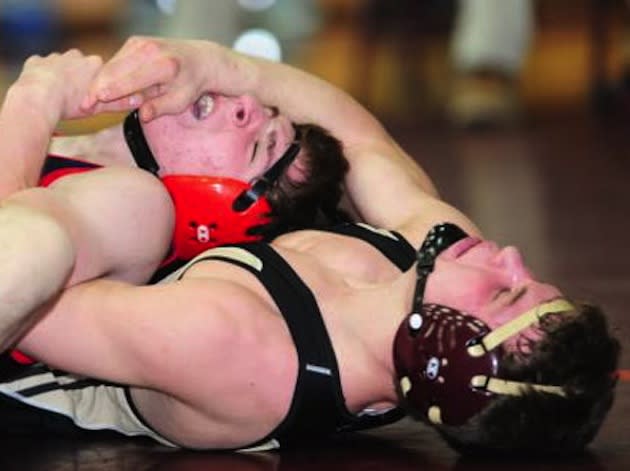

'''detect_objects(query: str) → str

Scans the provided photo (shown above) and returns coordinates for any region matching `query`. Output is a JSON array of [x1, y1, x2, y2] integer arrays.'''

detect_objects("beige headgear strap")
[[467, 299, 574, 358], [470, 375, 567, 397], [462, 299, 574, 402]]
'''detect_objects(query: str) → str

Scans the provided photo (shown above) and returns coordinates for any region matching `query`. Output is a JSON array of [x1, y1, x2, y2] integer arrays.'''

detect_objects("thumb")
[[139, 89, 196, 121]]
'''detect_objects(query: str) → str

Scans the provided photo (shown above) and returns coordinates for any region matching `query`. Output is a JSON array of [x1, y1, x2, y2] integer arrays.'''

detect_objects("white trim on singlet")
[[0, 367, 177, 447]]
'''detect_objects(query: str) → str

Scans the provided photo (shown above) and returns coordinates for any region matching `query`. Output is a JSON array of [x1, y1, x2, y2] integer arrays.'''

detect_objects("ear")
[[285, 154, 308, 183]]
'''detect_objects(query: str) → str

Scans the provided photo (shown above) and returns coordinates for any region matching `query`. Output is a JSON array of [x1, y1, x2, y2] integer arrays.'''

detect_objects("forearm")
[[0, 83, 60, 196], [198, 46, 414, 159], [207, 47, 443, 211], [92, 37, 454, 228]]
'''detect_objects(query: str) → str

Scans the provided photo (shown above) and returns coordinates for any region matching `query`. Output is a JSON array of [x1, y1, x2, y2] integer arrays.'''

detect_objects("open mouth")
[[192, 93, 215, 120]]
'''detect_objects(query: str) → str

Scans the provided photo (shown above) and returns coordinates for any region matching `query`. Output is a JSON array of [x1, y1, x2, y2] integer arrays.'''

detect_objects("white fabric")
[[451, 0, 534, 75]]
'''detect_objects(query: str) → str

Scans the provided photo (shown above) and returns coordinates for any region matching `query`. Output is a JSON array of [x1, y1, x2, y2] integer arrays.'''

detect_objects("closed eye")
[[492, 286, 528, 304], [250, 142, 259, 163], [508, 287, 527, 305], [492, 288, 511, 301]]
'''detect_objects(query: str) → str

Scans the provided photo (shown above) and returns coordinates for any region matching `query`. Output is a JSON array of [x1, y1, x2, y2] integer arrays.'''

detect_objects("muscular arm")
[[89, 37, 480, 239], [16, 273, 290, 437], [16, 278, 229, 391], [0, 50, 103, 197]]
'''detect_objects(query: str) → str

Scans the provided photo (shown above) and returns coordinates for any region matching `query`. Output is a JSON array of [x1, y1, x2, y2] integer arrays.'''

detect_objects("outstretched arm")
[[16, 275, 280, 411]]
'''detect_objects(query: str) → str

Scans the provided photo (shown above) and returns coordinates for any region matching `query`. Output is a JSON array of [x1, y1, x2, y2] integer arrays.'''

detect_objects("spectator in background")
[[447, 0, 534, 128]]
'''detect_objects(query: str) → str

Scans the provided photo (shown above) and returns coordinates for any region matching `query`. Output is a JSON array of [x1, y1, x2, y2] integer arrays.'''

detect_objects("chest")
[[273, 230, 406, 284]]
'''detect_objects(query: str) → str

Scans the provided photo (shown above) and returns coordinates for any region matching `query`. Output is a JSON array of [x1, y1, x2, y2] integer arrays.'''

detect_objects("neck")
[[346, 270, 417, 406], [94, 125, 138, 165]]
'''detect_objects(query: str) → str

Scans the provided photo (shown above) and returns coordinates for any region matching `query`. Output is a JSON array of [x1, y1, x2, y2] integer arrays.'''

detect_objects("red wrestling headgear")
[[393, 224, 573, 427], [124, 110, 300, 258], [160, 175, 272, 259]]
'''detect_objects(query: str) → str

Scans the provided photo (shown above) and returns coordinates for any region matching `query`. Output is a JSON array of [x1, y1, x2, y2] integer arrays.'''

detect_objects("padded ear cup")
[[161, 175, 273, 260], [394, 304, 497, 426]]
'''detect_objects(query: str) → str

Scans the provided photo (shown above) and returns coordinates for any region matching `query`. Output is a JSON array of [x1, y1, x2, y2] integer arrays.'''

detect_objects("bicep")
[[17, 278, 225, 392]]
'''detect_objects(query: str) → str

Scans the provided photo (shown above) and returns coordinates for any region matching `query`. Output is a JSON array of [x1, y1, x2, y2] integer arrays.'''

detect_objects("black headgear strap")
[[123, 110, 160, 175], [411, 223, 469, 311], [232, 125, 302, 212]]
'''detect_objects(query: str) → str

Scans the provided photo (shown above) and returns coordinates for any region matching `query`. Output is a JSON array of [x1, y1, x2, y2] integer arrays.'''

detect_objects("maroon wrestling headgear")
[[393, 223, 573, 426]]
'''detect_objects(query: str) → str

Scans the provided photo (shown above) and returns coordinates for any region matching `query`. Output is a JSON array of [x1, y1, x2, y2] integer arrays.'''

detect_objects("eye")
[[492, 288, 511, 301], [508, 286, 528, 305]]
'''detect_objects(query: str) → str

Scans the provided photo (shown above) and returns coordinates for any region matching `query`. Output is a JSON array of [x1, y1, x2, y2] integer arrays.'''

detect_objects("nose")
[[497, 246, 532, 282], [231, 95, 265, 128]]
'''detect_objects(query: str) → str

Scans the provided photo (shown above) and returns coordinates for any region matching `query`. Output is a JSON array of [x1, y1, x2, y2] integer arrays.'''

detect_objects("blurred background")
[[2, 5, 630, 466], [1, 0, 630, 129]]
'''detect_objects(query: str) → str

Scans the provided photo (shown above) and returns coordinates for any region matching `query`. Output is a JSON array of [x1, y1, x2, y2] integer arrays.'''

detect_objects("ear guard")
[[161, 175, 272, 260], [393, 223, 574, 426]]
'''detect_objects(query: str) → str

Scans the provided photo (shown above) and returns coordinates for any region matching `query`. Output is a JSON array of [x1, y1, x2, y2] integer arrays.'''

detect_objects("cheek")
[[425, 268, 499, 314], [145, 120, 228, 172], [143, 119, 181, 158]]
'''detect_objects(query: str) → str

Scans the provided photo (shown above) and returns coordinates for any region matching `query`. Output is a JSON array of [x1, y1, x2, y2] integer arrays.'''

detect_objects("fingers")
[[138, 87, 196, 121], [85, 37, 179, 109], [86, 84, 164, 115]]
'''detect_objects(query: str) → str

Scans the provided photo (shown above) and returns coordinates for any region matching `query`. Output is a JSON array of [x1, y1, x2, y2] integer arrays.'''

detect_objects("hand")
[[13, 49, 103, 122], [84, 36, 254, 121]]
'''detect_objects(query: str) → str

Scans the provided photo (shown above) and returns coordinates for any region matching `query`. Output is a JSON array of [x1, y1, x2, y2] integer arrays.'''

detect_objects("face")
[[423, 237, 563, 350], [141, 93, 299, 182]]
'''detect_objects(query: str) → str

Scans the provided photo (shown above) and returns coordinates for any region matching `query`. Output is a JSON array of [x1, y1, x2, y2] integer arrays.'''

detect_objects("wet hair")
[[258, 122, 351, 238], [432, 302, 620, 457]]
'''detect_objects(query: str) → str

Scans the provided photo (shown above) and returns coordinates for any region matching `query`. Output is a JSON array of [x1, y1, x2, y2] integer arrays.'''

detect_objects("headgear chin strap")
[[393, 223, 574, 426], [123, 109, 160, 175], [123, 110, 301, 256]]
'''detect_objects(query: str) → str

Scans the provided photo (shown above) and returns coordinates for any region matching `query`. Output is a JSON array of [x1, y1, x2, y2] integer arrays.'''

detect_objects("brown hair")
[[252, 122, 351, 238], [433, 302, 620, 457]]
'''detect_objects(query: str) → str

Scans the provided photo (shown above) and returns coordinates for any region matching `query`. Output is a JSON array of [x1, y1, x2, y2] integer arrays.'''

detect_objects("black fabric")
[[41, 155, 101, 177], [0, 392, 93, 437], [123, 110, 160, 175], [322, 223, 416, 272], [412, 223, 468, 312], [177, 242, 405, 449]]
